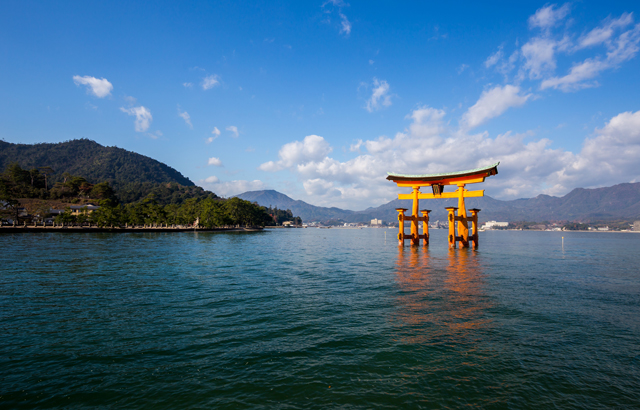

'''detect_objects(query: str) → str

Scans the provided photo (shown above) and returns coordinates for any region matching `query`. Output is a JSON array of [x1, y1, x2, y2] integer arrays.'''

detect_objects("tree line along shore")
[[0, 163, 302, 229]]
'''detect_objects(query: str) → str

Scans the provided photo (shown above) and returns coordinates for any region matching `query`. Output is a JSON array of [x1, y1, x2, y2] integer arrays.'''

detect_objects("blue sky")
[[2, 1, 640, 210]]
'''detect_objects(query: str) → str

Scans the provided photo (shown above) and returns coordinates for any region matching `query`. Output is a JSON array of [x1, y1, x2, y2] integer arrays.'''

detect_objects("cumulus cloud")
[[461, 85, 531, 130], [256, 104, 640, 209], [202, 74, 220, 90], [259, 134, 333, 172], [365, 78, 392, 112], [198, 178, 267, 197], [567, 110, 640, 187], [177, 106, 192, 129], [207, 157, 223, 166], [73, 75, 113, 98], [120, 106, 152, 132], [207, 127, 221, 143], [304, 178, 341, 197], [226, 126, 239, 138]]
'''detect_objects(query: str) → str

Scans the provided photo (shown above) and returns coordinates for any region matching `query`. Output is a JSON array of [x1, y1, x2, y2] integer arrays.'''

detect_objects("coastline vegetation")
[[0, 163, 301, 228]]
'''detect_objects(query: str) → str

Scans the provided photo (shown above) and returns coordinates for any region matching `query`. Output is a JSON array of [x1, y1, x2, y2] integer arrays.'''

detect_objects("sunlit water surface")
[[1, 229, 639, 408]]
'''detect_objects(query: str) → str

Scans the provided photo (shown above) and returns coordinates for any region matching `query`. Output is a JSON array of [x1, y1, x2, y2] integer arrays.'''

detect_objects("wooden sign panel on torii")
[[387, 162, 499, 248]]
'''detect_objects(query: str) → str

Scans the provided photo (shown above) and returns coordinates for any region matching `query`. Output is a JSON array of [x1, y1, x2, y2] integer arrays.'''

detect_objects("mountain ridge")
[[0, 139, 194, 187], [237, 182, 640, 223]]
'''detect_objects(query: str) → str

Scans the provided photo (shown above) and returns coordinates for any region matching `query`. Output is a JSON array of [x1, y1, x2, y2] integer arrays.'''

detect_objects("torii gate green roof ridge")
[[387, 162, 500, 181]]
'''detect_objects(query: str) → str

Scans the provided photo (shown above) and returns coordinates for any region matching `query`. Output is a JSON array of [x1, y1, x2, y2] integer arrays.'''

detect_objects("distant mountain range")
[[237, 183, 640, 223], [4, 139, 639, 222]]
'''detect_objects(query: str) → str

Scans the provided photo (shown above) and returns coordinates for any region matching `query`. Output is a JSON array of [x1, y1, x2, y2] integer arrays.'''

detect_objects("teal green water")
[[1, 229, 639, 408]]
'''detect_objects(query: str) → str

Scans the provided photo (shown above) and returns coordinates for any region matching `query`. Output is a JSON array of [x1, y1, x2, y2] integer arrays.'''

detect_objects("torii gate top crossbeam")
[[386, 162, 499, 186]]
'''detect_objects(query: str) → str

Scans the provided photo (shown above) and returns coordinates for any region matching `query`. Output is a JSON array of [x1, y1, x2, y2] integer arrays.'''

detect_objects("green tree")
[[200, 198, 232, 227], [90, 182, 119, 206], [0, 177, 20, 223], [38, 166, 54, 191], [91, 205, 124, 227], [54, 208, 77, 224], [177, 198, 200, 225]]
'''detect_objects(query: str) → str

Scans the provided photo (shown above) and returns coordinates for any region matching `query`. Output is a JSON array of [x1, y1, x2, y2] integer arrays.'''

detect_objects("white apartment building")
[[482, 221, 509, 229]]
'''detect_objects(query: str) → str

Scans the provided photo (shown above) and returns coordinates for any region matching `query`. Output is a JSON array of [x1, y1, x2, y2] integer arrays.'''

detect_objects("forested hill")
[[0, 139, 194, 187]]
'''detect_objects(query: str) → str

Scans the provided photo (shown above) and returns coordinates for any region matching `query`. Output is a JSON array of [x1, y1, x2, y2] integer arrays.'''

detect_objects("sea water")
[[1, 229, 639, 408]]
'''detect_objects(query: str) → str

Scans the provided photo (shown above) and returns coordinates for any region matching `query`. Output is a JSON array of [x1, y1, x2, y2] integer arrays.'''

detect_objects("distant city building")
[[430, 220, 445, 229], [370, 218, 383, 226], [597, 226, 609, 231], [481, 221, 509, 230], [634, 221, 640, 231]]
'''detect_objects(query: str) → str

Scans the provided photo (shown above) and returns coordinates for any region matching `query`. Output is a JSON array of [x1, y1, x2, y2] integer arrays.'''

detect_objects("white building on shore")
[[481, 221, 509, 230]]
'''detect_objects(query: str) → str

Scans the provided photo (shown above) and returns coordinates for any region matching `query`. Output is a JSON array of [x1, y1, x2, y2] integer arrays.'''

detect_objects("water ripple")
[[1, 229, 639, 408]]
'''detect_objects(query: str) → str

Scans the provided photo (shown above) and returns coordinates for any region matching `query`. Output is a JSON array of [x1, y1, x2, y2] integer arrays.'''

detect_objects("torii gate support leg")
[[420, 210, 431, 246], [469, 208, 481, 248], [411, 187, 420, 246], [396, 208, 408, 246], [445, 207, 458, 249], [457, 184, 469, 248]]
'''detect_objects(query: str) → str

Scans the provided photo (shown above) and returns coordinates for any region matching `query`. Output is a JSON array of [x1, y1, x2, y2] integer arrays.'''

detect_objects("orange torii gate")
[[387, 162, 499, 248]]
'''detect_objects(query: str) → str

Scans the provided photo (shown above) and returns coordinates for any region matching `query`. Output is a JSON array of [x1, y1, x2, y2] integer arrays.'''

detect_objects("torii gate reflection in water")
[[387, 162, 499, 248]]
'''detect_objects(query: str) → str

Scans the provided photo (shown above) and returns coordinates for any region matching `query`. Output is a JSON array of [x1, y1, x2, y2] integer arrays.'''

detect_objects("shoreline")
[[0, 226, 264, 233]]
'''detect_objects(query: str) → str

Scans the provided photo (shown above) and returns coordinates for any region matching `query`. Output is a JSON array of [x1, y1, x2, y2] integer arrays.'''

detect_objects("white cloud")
[[322, 0, 351, 37], [521, 37, 558, 79], [550, 110, 640, 189], [183, 82, 193, 88], [484, 47, 503, 68], [256, 107, 640, 209], [207, 127, 221, 143], [120, 106, 152, 132], [207, 157, 223, 166], [72, 75, 113, 98], [177, 106, 192, 129], [339, 12, 351, 36], [147, 130, 163, 140], [542, 22, 640, 91], [226, 125, 239, 138], [198, 178, 267, 197], [461, 85, 531, 130], [202, 74, 220, 90], [259, 134, 333, 172], [577, 13, 633, 49], [365, 78, 392, 112], [304, 178, 341, 197], [484, 8, 640, 93], [528, 4, 570, 31]]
